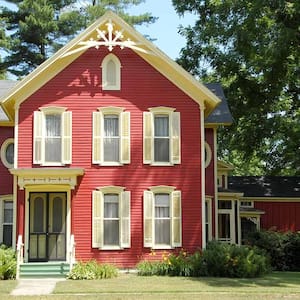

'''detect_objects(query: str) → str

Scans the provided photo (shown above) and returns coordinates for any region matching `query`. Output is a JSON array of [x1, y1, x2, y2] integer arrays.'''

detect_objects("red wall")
[[255, 201, 300, 231], [0, 126, 14, 195], [17, 47, 204, 266]]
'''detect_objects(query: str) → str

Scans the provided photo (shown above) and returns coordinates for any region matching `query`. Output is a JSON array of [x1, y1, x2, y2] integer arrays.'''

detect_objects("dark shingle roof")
[[229, 176, 300, 198], [205, 83, 233, 125], [0, 80, 17, 121]]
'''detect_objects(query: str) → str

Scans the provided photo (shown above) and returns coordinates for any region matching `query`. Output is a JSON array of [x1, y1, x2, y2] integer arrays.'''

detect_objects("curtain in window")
[[155, 194, 170, 244], [104, 115, 119, 162], [107, 60, 116, 86], [45, 114, 62, 162], [104, 194, 119, 245], [154, 115, 169, 162]]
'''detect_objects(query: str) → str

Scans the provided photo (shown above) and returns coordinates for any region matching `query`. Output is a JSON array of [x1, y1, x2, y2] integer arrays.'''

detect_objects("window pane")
[[3, 225, 12, 247], [104, 194, 119, 246], [52, 197, 63, 233], [104, 115, 119, 162], [34, 197, 45, 233], [104, 220, 119, 245], [155, 194, 170, 245], [45, 114, 62, 162], [107, 60, 116, 86], [4, 201, 13, 223], [218, 200, 232, 209], [5, 143, 14, 165], [154, 115, 169, 162], [218, 214, 231, 239], [154, 139, 169, 162]]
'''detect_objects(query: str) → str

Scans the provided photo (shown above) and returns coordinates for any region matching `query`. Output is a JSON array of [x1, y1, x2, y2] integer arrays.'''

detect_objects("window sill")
[[98, 246, 124, 250], [149, 162, 175, 167], [40, 163, 66, 167], [151, 245, 174, 250], [98, 162, 124, 166]]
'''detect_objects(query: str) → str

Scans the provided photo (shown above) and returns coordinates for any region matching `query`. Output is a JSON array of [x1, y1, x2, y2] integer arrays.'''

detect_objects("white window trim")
[[240, 201, 254, 208], [101, 54, 121, 90], [92, 186, 130, 250], [34, 106, 72, 166], [1, 138, 14, 169], [93, 107, 130, 166], [144, 107, 181, 166], [218, 200, 236, 244], [144, 185, 181, 249], [204, 142, 212, 168]]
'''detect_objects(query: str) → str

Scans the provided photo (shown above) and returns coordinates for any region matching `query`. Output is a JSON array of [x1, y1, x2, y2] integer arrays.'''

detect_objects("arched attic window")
[[101, 54, 121, 90]]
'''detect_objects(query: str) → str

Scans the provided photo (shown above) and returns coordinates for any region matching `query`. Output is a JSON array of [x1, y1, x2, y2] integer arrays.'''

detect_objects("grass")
[[1, 272, 300, 299]]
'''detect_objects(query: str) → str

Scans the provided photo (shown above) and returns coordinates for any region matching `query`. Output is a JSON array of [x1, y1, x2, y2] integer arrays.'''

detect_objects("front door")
[[29, 192, 66, 262]]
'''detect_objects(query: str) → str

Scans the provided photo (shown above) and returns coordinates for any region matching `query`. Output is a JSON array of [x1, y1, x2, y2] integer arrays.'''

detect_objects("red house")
[[0, 12, 299, 276]]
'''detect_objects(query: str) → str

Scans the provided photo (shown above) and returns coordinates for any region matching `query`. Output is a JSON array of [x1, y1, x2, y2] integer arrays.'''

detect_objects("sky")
[[129, 0, 197, 59]]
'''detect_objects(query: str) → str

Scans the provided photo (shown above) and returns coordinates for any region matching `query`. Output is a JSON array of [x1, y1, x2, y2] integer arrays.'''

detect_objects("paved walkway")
[[10, 278, 65, 296]]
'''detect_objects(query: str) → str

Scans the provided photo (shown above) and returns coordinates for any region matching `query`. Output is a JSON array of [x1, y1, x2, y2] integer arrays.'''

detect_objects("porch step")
[[19, 262, 70, 278]]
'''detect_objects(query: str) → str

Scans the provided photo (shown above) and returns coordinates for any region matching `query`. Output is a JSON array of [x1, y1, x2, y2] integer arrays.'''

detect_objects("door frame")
[[24, 186, 71, 263]]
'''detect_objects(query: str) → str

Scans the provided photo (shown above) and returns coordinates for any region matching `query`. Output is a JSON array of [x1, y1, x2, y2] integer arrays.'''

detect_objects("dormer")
[[217, 160, 234, 189]]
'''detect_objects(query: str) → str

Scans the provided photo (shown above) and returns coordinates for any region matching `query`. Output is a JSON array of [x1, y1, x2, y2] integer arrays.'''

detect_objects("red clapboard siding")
[[17, 47, 204, 267], [256, 201, 300, 232], [0, 126, 14, 195]]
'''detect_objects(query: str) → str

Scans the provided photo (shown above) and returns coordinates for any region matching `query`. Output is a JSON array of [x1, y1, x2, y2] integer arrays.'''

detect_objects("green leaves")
[[173, 0, 300, 175]]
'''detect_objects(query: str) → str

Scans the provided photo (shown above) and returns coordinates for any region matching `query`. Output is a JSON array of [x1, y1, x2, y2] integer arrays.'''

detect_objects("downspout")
[[12, 103, 19, 249], [213, 127, 218, 241], [200, 104, 206, 249]]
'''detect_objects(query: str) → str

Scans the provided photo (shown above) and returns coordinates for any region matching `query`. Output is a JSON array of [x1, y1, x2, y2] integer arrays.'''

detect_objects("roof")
[[0, 11, 221, 125], [0, 80, 17, 122], [229, 176, 300, 198], [205, 83, 233, 125]]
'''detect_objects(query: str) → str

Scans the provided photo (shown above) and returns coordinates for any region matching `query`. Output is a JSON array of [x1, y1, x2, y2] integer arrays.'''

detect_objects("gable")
[[0, 11, 221, 124]]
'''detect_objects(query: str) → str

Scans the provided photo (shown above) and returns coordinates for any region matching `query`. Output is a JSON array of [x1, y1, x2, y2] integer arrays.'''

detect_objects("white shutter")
[[62, 111, 72, 164], [171, 112, 181, 164], [92, 111, 102, 164], [171, 190, 182, 247], [143, 112, 153, 164], [143, 190, 154, 247], [33, 111, 43, 164], [92, 190, 103, 248], [120, 111, 130, 164], [120, 191, 131, 248]]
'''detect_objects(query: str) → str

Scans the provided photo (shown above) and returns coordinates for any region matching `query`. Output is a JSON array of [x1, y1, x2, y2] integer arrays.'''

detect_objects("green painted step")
[[19, 262, 70, 278]]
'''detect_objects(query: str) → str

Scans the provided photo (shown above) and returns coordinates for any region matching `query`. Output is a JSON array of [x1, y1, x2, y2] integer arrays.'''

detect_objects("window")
[[144, 186, 181, 249], [205, 198, 212, 245], [101, 54, 121, 90], [92, 186, 130, 249], [218, 199, 235, 243], [1, 138, 14, 168], [143, 107, 180, 165], [33, 107, 72, 165], [0, 197, 13, 247], [93, 107, 130, 165], [240, 201, 253, 208]]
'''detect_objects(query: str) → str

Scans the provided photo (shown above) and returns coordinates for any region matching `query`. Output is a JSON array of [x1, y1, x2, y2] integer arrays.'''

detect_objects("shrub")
[[0, 245, 16, 280], [137, 242, 270, 278], [67, 260, 118, 280], [247, 230, 300, 271]]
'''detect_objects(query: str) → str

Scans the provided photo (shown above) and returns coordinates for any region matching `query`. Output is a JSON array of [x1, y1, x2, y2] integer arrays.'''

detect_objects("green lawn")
[[2, 272, 300, 299]]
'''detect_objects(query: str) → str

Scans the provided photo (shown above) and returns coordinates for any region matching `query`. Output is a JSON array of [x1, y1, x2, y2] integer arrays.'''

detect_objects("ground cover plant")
[[67, 260, 118, 280], [137, 241, 270, 278], [0, 245, 16, 280]]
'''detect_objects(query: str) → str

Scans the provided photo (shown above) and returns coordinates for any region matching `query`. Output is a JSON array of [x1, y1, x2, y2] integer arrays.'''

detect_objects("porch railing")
[[16, 235, 24, 280], [69, 234, 76, 271]]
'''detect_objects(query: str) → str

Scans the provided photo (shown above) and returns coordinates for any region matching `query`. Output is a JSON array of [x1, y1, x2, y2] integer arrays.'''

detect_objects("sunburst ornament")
[[62, 19, 152, 57]]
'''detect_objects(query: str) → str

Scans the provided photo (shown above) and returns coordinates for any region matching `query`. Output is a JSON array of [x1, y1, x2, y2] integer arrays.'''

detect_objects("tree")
[[172, 0, 300, 175], [0, 0, 156, 77]]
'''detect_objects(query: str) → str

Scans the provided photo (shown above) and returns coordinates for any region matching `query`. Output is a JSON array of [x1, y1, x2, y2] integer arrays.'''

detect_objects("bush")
[[0, 245, 16, 280], [247, 230, 300, 271], [137, 242, 270, 278], [67, 260, 118, 280]]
